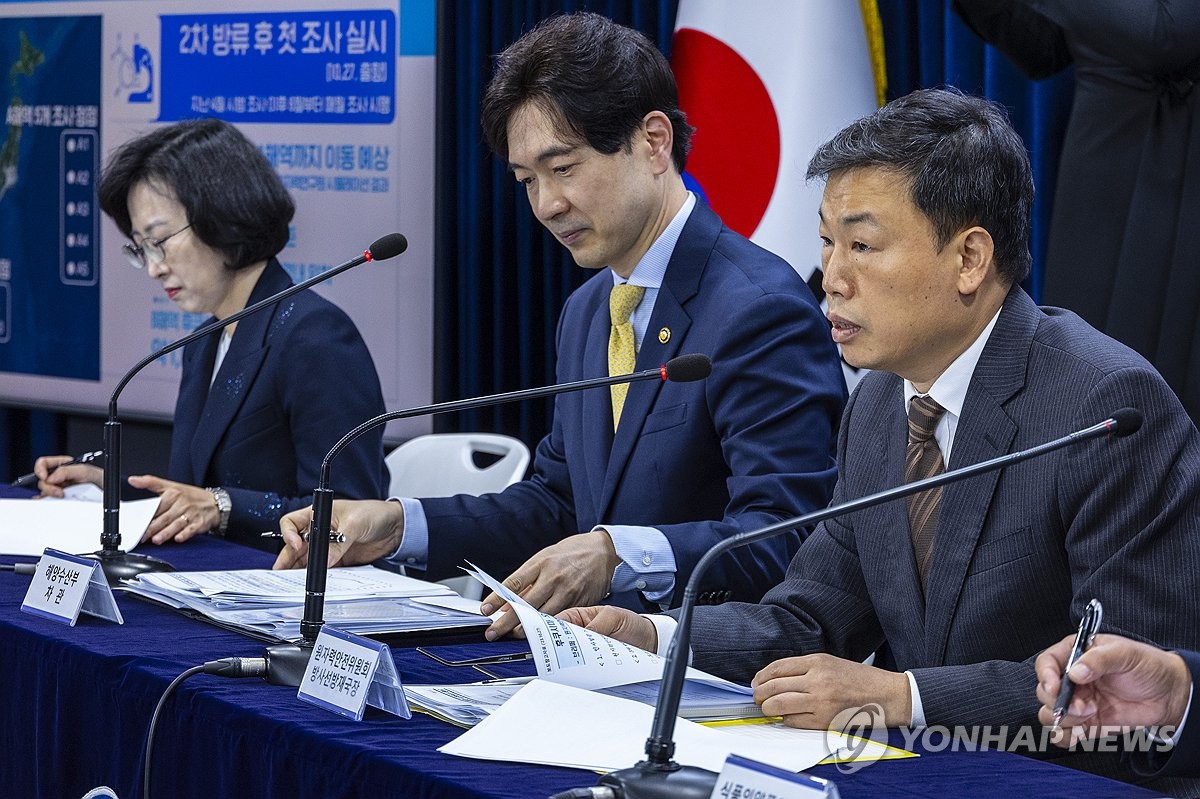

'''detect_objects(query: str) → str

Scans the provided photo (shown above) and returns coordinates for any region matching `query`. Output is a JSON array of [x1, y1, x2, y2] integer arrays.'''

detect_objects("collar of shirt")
[[902, 308, 1002, 464], [610, 192, 697, 351]]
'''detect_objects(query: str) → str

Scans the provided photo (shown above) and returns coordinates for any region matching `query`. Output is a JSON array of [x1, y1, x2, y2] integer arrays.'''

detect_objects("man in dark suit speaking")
[[274, 14, 846, 619], [561, 87, 1200, 783]]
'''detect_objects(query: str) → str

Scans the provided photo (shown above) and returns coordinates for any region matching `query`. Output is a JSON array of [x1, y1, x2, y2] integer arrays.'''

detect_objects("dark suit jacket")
[[1137, 649, 1200, 778], [687, 288, 1200, 768], [167, 259, 387, 546], [419, 201, 846, 607]]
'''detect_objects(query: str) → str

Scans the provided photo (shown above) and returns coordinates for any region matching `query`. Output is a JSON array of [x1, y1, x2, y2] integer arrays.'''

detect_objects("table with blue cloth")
[[0, 534, 1158, 799]]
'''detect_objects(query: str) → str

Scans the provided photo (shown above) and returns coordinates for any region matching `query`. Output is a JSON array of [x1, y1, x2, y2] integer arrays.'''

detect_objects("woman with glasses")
[[31, 118, 388, 550]]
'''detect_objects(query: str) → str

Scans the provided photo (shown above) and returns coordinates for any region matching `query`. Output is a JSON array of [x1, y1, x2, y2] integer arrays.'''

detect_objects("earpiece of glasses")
[[123, 223, 191, 269]]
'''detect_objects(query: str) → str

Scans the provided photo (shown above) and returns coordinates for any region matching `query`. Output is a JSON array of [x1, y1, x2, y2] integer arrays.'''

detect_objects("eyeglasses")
[[122, 223, 192, 269]]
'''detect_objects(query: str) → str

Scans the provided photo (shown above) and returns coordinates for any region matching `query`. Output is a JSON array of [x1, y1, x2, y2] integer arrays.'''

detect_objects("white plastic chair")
[[385, 433, 531, 600]]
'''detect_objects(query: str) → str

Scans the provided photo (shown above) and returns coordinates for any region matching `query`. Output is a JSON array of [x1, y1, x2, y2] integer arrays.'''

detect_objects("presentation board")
[[0, 0, 434, 441]]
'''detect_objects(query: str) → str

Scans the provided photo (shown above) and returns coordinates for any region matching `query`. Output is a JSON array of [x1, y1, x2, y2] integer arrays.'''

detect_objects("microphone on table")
[[262, 353, 714, 686], [89, 233, 409, 585], [553, 407, 1144, 799]]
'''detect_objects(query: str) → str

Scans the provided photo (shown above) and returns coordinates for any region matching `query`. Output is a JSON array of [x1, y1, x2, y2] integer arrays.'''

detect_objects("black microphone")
[[263, 353, 713, 686], [564, 407, 1143, 799], [89, 233, 408, 584]]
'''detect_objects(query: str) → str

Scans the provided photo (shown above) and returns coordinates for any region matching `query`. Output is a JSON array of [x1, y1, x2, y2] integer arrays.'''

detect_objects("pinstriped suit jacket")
[[687, 287, 1200, 742]]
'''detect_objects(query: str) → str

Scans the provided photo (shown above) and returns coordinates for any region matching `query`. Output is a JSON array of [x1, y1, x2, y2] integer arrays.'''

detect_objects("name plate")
[[297, 626, 411, 721], [20, 549, 123, 626], [711, 754, 840, 799]]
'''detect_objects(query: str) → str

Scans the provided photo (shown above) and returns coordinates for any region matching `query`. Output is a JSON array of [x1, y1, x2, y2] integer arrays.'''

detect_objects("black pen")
[[259, 530, 346, 544], [1050, 598, 1103, 733], [11, 450, 105, 489]]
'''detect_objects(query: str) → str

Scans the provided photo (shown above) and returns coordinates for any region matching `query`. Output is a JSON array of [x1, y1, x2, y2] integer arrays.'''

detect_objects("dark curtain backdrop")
[[0, 0, 1075, 481]]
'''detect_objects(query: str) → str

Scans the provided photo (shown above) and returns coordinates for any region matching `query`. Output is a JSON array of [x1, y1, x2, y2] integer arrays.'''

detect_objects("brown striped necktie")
[[905, 394, 947, 592]]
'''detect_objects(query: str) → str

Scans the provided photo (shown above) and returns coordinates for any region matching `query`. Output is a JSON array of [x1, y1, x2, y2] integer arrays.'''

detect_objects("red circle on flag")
[[672, 28, 780, 238]]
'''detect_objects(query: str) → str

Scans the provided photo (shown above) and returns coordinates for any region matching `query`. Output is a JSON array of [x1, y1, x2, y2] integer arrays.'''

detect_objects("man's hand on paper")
[[273, 499, 404, 570], [480, 531, 620, 640], [128, 475, 218, 544], [751, 653, 913, 728], [555, 605, 659, 653]]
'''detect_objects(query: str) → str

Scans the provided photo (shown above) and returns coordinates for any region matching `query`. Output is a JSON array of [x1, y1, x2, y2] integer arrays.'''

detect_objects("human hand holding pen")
[[271, 499, 405, 570], [1048, 598, 1104, 735], [1036, 632, 1192, 747], [22, 451, 105, 496]]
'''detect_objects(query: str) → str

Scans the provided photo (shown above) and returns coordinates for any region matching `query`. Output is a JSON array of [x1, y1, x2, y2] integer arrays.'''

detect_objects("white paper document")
[[464, 562, 753, 696], [439, 679, 832, 774], [0, 495, 158, 557], [407, 565, 761, 729], [120, 565, 489, 641]]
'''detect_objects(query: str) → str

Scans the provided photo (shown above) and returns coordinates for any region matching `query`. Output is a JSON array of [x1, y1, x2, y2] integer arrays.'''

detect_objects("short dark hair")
[[480, 12, 694, 173], [807, 87, 1033, 284], [98, 118, 294, 270]]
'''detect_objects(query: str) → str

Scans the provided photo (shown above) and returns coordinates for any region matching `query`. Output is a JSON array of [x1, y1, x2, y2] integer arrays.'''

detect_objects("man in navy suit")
[[562, 87, 1200, 784], [274, 13, 845, 622], [1037, 635, 1200, 778]]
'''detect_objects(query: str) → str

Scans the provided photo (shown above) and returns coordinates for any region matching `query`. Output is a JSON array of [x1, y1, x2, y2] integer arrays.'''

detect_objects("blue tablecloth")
[[0, 536, 1159, 799]]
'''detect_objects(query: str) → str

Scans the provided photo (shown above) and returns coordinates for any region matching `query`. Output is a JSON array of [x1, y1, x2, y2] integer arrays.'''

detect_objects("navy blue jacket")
[[168, 259, 387, 546], [419, 201, 845, 607]]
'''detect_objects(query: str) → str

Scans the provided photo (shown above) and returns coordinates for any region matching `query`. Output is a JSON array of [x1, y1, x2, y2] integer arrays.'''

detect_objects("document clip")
[[297, 626, 411, 721], [711, 754, 840, 799], [20, 548, 124, 627]]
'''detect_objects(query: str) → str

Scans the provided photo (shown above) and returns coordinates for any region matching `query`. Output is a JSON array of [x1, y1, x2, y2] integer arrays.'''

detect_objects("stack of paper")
[[405, 563, 761, 726], [424, 566, 915, 775], [120, 566, 489, 641]]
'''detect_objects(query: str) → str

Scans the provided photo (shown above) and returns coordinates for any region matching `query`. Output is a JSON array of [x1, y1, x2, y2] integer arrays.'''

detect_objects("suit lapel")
[[923, 288, 1039, 664], [173, 331, 219, 485], [855, 380, 929, 644], [594, 201, 714, 519], [582, 284, 615, 516], [188, 261, 289, 482], [598, 283, 691, 514]]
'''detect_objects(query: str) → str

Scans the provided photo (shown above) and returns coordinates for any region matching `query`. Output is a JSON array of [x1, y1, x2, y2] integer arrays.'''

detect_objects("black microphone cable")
[[142, 657, 267, 799]]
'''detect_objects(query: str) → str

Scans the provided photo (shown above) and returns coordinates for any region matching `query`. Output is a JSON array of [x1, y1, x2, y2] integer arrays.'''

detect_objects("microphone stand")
[[263, 354, 713, 686], [581, 409, 1142, 799], [89, 233, 409, 584]]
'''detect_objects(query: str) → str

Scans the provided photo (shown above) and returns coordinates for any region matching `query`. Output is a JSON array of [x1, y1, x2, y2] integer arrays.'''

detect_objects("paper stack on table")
[[424, 564, 912, 774], [406, 562, 760, 725], [120, 565, 489, 640]]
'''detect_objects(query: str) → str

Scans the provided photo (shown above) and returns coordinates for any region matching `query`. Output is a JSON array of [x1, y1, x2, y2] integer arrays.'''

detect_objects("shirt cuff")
[[383, 496, 428, 572], [905, 671, 926, 728], [1161, 679, 1194, 745], [644, 613, 680, 658], [596, 524, 676, 605]]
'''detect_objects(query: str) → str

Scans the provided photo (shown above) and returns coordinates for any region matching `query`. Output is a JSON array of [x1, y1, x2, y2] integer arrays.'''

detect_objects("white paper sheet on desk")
[[0, 495, 157, 556], [440, 679, 831, 773], [463, 562, 750, 695], [411, 594, 495, 619], [133, 565, 453, 605]]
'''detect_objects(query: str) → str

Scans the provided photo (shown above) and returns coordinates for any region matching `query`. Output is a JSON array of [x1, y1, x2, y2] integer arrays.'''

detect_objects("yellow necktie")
[[608, 283, 646, 430]]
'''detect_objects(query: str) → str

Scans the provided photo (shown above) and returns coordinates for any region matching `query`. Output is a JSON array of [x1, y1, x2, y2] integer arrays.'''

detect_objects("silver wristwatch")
[[206, 487, 232, 536]]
